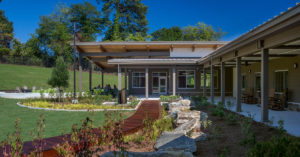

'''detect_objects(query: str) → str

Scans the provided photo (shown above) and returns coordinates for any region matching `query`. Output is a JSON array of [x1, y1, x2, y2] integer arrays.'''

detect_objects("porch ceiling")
[[74, 41, 228, 70]]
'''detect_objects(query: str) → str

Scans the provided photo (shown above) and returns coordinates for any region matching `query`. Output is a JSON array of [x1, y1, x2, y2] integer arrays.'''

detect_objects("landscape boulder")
[[189, 131, 207, 142], [174, 118, 199, 134], [168, 102, 190, 113], [176, 110, 201, 125], [179, 99, 191, 106], [154, 132, 196, 153]]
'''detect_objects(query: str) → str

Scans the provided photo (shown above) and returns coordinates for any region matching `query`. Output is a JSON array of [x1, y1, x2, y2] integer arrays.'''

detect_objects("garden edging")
[[16, 101, 142, 112]]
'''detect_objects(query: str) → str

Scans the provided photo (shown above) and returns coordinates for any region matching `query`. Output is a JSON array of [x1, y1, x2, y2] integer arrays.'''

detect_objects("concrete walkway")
[[0, 92, 46, 99], [208, 96, 300, 137]]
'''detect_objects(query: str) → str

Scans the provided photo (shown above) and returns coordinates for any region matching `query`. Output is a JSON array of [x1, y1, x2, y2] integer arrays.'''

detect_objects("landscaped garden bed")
[[190, 96, 300, 157], [18, 89, 140, 111]]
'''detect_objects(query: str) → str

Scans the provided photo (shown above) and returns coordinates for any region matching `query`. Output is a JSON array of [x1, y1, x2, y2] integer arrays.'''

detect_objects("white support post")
[[125, 68, 127, 91], [172, 66, 176, 96], [79, 55, 82, 94], [236, 57, 242, 112], [203, 68, 206, 97], [145, 67, 149, 99], [221, 62, 225, 106], [261, 49, 269, 122], [89, 61, 92, 91], [118, 64, 121, 91], [210, 60, 214, 104]]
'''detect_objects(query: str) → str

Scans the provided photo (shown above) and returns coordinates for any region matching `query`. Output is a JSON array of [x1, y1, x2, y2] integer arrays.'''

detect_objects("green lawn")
[[0, 64, 124, 91], [0, 98, 132, 142]]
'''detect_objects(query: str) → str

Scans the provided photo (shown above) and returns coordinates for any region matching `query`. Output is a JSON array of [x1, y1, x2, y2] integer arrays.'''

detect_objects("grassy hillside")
[[0, 64, 123, 91]]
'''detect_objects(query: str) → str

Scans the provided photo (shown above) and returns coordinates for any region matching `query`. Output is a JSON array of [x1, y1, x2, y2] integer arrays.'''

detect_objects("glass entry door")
[[159, 77, 167, 94]]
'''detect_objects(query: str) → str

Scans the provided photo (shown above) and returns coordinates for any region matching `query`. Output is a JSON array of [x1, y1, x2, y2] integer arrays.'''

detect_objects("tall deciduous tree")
[[182, 22, 225, 41], [97, 0, 149, 41], [48, 56, 69, 102], [28, 2, 104, 66], [151, 23, 226, 41], [0, 10, 13, 49], [68, 1, 104, 41], [151, 26, 183, 41]]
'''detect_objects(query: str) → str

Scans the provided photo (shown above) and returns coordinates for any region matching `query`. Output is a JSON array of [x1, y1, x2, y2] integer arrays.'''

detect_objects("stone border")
[[16, 101, 142, 112]]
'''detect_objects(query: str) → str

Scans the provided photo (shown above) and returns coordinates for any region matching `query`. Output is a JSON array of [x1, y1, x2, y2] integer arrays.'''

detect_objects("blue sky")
[[0, 0, 298, 43]]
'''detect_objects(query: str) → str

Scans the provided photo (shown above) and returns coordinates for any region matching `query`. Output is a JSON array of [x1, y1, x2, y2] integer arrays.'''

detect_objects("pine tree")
[[98, 0, 149, 41], [48, 56, 69, 102]]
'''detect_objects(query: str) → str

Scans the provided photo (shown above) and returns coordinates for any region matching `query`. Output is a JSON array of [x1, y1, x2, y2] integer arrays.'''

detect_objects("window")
[[201, 70, 218, 89], [178, 70, 195, 89], [132, 72, 145, 88], [242, 75, 246, 90], [275, 71, 288, 92], [255, 74, 261, 91]]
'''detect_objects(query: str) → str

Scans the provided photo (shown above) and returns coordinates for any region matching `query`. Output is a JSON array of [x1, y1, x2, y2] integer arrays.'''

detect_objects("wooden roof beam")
[[273, 45, 300, 49], [81, 52, 170, 57], [99, 45, 106, 52]]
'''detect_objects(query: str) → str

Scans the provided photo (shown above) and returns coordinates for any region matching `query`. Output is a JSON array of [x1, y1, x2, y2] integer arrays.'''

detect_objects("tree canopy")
[[98, 0, 149, 41], [1, 0, 228, 67], [151, 26, 183, 41], [151, 22, 226, 41], [26, 2, 104, 66], [0, 10, 13, 49]]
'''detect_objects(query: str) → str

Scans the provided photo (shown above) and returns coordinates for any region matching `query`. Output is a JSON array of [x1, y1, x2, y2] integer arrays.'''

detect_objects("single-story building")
[[74, 3, 300, 122]]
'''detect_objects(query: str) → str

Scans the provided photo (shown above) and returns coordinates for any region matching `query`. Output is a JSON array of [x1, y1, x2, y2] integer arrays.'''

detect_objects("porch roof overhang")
[[198, 3, 300, 68], [73, 41, 228, 70], [107, 58, 202, 65]]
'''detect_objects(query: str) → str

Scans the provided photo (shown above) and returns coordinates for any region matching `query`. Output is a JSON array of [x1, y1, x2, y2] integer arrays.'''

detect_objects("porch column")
[[210, 60, 214, 104], [236, 57, 242, 112], [101, 71, 104, 88], [261, 49, 269, 122], [125, 68, 127, 91], [145, 67, 149, 99], [203, 68, 206, 97], [172, 66, 176, 96], [79, 54, 82, 94], [118, 64, 121, 91], [221, 62, 225, 106], [89, 61, 92, 91]]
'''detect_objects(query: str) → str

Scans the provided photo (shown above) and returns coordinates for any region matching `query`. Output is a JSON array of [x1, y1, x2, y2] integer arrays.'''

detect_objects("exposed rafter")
[[80, 52, 170, 57], [99, 45, 106, 52], [247, 54, 297, 57], [273, 45, 300, 49]]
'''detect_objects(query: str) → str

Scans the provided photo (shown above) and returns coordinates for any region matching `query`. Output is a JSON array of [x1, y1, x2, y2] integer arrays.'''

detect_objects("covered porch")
[[199, 4, 300, 122]]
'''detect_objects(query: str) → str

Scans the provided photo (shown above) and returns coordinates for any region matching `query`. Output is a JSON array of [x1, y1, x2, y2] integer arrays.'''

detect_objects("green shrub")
[[239, 117, 256, 146], [225, 113, 237, 125], [247, 136, 300, 157], [160, 95, 179, 102], [211, 104, 225, 118], [0, 47, 10, 55]]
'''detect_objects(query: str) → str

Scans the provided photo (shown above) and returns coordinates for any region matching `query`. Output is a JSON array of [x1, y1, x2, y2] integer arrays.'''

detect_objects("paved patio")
[[207, 96, 300, 136]]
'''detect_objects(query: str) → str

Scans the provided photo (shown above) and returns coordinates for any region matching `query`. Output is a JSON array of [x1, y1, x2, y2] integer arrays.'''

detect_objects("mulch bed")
[[194, 105, 286, 157]]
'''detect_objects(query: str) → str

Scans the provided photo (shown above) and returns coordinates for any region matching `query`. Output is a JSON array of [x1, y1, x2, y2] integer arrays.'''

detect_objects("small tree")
[[48, 56, 69, 102]]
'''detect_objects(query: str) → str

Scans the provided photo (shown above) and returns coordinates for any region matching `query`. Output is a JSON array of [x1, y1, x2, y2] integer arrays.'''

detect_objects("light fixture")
[[294, 63, 298, 69], [248, 69, 251, 73]]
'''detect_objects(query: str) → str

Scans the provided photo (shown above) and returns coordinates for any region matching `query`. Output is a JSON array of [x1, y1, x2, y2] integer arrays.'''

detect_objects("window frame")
[[201, 70, 218, 89], [241, 74, 247, 90], [177, 70, 196, 89], [132, 72, 145, 88], [274, 70, 288, 93]]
